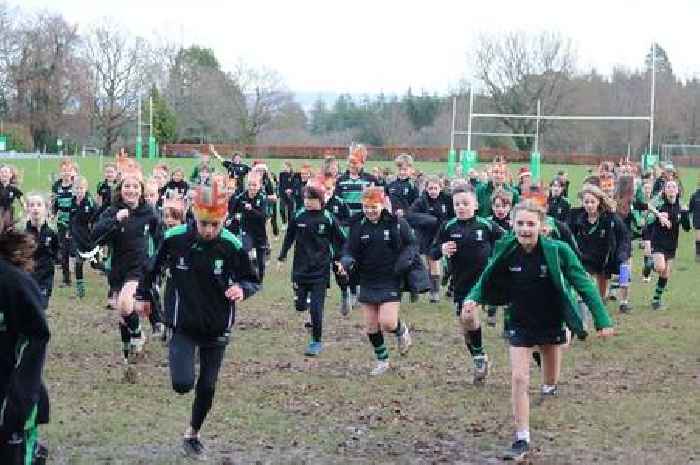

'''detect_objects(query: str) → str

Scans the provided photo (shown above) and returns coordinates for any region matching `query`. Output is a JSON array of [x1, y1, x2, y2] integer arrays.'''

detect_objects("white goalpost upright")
[[450, 43, 659, 175]]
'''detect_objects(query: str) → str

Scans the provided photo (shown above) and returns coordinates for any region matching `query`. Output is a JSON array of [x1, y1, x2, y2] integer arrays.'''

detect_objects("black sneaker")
[[651, 300, 663, 310], [619, 303, 632, 314], [182, 437, 206, 460], [503, 439, 529, 461]]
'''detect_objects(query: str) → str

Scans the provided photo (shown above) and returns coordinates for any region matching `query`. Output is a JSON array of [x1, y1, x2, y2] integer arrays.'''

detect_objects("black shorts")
[[507, 327, 567, 347], [652, 248, 676, 260], [358, 287, 401, 305]]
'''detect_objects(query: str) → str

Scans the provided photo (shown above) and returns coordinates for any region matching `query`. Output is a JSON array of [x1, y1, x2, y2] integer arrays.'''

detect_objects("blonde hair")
[[511, 199, 547, 223], [72, 176, 89, 194], [580, 184, 616, 213]]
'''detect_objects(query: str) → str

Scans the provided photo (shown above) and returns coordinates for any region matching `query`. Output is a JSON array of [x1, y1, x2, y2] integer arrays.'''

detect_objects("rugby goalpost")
[[449, 43, 659, 180]]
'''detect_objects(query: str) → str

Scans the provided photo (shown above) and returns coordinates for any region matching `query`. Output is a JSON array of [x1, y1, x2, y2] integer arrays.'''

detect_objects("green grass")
[[3, 155, 700, 464]]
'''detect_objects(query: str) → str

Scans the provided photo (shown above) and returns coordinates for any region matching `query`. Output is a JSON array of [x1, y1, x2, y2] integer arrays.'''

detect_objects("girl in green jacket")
[[463, 199, 614, 461]]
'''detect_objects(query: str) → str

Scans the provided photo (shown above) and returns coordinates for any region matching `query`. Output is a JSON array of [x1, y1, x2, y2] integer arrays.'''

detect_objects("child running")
[[136, 181, 260, 461], [92, 161, 159, 381], [25, 194, 59, 310], [277, 176, 347, 356], [340, 186, 413, 376], [463, 199, 614, 461], [647, 179, 690, 310], [69, 177, 98, 299], [431, 187, 504, 383]]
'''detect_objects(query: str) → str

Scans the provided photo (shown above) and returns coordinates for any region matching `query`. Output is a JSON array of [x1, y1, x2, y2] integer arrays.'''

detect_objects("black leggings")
[[169, 331, 228, 432], [280, 196, 294, 224], [57, 224, 71, 284], [268, 200, 279, 237], [294, 282, 327, 341]]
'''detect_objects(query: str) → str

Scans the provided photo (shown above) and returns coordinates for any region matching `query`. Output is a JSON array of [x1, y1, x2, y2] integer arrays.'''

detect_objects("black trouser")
[[75, 257, 84, 282], [33, 271, 54, 310], [254, 245, 267, 281], [268, 200, 279, 237], [148, 280, 163, 330], [294, 281, 327, 342], [56, 224, 71, 284], [169, 331, 228, 432], [280, 196, 294, 224]]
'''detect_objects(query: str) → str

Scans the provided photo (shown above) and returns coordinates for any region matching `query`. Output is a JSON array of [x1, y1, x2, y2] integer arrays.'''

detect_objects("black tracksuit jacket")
[[137, 224, 260, 338], [278, 208, 346, 285], [0, 257, 50, 433]]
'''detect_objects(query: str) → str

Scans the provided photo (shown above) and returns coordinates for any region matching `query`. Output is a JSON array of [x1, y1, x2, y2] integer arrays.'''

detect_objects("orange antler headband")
[[192, 182, 229, 221], [362, 186, 385, 206]]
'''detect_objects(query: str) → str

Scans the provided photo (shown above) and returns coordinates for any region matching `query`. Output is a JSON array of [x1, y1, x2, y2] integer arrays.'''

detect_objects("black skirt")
[[358, 286, 401, 304], [507, 326, 567, 348]]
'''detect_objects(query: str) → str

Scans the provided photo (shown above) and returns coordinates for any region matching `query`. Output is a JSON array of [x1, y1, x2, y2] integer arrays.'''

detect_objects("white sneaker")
[[370, 360, 390, 376], [473, 354, 489, 384], [397, 324, 412, 355]]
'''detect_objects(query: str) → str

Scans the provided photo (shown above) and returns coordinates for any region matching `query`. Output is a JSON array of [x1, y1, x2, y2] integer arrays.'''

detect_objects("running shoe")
[[304, 341, 323, 356], [429, 291, 440, 303], [503, 439, 529, 461], [619, 303, 632, 314], [651, 300, 664, 310], [76, 280, 86, 299], [642, 276, 651, 283], [396, 324, 412, 355], [409, 292, 419, 303], [473, 354, 489, 384], [182, 437, 206, 461], [370, 360, 390, 376]]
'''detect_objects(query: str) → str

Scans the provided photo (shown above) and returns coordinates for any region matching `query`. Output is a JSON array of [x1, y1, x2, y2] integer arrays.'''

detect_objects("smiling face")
[[362, 201, 382, 222], [74, 180, 88, 200], [582, 192, 600, 217], [453, 191, 477, 219], [120, 178, 142, 207], [664, 180, 679, 202], [397, 163, 411, 179], [492, 167, 506, 185], [513, 209, 542, 249], [172, 169, 184, 183], [492, 198, 511, 220]]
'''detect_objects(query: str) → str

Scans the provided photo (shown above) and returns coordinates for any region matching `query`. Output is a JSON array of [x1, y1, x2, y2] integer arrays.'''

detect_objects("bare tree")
[[230, 62, 295, 145], [473, 31, 576, 151], [8, 12, 81, 149], [82, 19, 147, 154]]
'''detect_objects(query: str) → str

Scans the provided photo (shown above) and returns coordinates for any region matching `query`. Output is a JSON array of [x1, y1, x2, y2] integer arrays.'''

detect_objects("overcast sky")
[[12, 0, 700, 95]]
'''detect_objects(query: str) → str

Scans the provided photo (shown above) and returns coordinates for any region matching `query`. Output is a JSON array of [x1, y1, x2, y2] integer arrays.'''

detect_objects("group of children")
[[0, 145, 698, 463]]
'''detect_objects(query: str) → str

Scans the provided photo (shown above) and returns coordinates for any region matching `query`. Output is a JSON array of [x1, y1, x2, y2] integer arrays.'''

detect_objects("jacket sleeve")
[[395, 218, 418, 274], [277, 215, 297, 261], [91, 208, 119, 245], [231, 244, 261, 300], [558, 241, 613, 330], [340, 222, 359, 272], [1, 274, 50, 432], [429, 224, 447, 260], [330, 216, 347, 260], [554, 219, 581, 258], [136, 236, 169, 300]]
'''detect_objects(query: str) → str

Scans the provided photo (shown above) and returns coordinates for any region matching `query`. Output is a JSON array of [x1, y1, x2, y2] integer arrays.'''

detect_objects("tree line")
[[1, 3, 699, 157]]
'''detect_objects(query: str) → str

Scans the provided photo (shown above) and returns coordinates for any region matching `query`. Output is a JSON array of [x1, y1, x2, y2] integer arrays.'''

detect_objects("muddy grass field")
[[6, 157, 700, 464]]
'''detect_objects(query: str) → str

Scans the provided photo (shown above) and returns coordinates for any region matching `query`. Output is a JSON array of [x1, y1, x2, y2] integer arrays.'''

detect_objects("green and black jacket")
[[467, 235, 613, 339], [138, 224, 260, 338], [0, 257, 50, 433]]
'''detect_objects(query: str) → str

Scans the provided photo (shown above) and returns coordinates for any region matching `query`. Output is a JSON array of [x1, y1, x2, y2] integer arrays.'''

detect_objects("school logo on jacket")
[[214, 259, 224, 275], [0, 311, 5, 331], [318, 223, 326, 234], [176, 257, 189, 270], [539, 265, 548, 277], [144, 224, 150, 236], [384, 229, 391, 241], [45, 237, 52, 246], [441, 204, 447, 214], [475, 230, 483, 241]]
